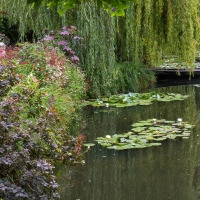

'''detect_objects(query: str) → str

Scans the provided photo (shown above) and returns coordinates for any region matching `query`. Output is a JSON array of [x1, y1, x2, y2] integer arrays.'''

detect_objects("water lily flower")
[[177, 118, 182, 122], [152, 118, 157, 125], [177, 118, 183, 126], [106, 135, 111, 139], [81, 160, 85, 164]]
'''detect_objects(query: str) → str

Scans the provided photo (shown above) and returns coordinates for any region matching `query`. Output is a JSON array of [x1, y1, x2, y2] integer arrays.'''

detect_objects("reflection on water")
[[56, 85, 200, 200]]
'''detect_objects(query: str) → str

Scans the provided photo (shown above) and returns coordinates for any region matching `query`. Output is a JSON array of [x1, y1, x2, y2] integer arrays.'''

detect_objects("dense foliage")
[[0, 41, 87, 199], [0, 0, 199, 96], [27, 0, 137, 16]]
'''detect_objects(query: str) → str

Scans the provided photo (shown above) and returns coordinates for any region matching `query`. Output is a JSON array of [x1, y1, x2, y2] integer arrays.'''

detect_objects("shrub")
[[42, 26, 83, 65], [0, 63, 18, 98], [0, 41, 87, 199]]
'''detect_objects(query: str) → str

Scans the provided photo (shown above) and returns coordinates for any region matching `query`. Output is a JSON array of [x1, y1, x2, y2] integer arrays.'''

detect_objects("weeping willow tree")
[[121, 0, 200, 70], [0, 0, 199, 97], [0, 0, 65, 40]]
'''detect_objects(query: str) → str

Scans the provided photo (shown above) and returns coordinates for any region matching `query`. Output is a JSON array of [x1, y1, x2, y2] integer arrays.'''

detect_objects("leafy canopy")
[[27, 0, 138, 16]]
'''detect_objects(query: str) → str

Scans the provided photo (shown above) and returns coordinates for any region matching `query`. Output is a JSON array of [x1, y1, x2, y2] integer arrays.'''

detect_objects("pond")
[[56, 85, 200, 200]]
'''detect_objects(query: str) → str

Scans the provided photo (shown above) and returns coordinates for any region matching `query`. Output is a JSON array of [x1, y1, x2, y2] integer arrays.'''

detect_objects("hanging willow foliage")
[[0, 0, 65, 40], [122, 0, 200, 68], [75, 2, 117, 97], [0, 0, 199, 97]]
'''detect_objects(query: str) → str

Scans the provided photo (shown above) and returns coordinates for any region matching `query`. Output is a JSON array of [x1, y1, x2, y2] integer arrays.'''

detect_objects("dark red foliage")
[[74, 134, 86, 153]]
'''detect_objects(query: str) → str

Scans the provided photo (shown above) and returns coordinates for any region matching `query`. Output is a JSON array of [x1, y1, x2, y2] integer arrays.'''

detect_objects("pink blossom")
[[43, 35, 54, 41], [60, 30, 70, 35], [57, 41, 68, 45], [69, 50, 75, 55], [69, 26, 76, 29], [71, 55, 79, 62], [63, 46, 72, 51], [61, 26, 67, 30]]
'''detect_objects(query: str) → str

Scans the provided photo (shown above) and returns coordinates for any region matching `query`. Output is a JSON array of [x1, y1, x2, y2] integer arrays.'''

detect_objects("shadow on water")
[[155, 73, 200, 88], [55, 85, 200, 200]]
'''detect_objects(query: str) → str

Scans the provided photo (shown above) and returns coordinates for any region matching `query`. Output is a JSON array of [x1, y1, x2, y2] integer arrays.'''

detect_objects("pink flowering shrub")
[[42, 26, 83, 65]]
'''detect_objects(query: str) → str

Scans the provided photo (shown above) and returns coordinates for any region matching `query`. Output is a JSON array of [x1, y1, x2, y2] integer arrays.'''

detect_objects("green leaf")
[[132, 127, 146, 133], [101, 143, 112, 147], [150, 143, 162, 146], [84, 143, 95, 147], [132, 122, 152, 127]]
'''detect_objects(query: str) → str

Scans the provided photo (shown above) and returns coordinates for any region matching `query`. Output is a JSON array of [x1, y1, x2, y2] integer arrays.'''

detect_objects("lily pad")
[[101, 143, 112, 147], [182, 132, 191, 136], [133, 145, 146, 149], [132, 127, 146, 133], [164, 121, 176, 123], [84, 143, 95, 147], [129, 135, 139, 140], [157, 99, 172, 102], [118, 143, 127, 146], [182, 137, 189, 139], [151, 143, 162, 146], [132, 122, 153, 127], [107, 146, 117, 149]]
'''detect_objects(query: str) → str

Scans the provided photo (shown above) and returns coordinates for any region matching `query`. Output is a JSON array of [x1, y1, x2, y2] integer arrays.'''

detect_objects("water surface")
[[56, 85, 200, 200]]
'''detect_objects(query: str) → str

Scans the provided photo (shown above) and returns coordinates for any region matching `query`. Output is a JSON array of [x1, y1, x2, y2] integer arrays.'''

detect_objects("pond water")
[[56, 85, 200, 200]]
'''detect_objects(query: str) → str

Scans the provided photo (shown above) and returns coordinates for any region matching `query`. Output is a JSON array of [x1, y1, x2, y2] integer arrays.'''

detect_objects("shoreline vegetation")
[[0, 41, 87, 199], [0, 39, 156, 199]]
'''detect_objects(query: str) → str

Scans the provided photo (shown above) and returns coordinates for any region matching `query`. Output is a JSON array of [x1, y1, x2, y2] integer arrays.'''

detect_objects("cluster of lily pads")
[[84, 92, 189, 107], [157, 58, 200, 70], [93, 118, 194, 150]]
